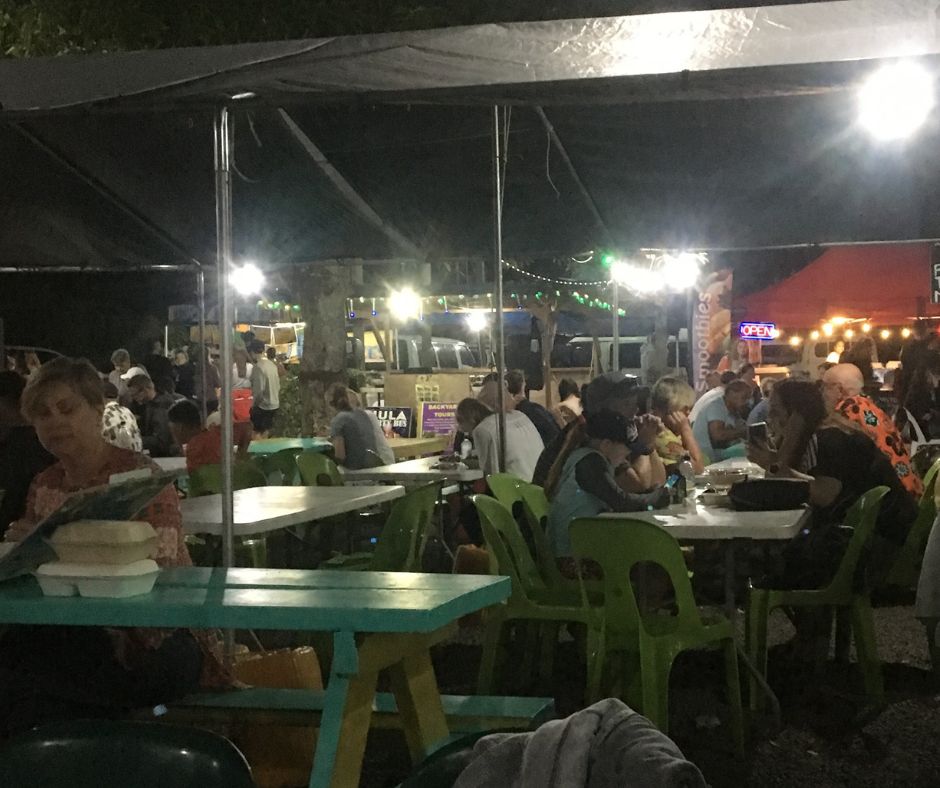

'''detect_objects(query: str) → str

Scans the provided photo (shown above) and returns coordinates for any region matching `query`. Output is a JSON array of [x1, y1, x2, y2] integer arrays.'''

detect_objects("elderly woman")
[[0, 358, 226, 736], [328, 383, 393, 468], [649, 376, 706, 473]]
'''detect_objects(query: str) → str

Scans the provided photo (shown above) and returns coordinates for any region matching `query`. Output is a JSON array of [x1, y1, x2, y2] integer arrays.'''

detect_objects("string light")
[[880, 329, 891, 339], [901, 327, 912, 338], [503, 259, 610, 286], [810, 330, 820, 341], [789, 336, 802, 346], [822, 323, 834, 337], [844, 328, 855, 339]]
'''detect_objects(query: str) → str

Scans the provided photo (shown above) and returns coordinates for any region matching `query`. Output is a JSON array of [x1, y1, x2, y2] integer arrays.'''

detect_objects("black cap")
[[585, 409, 640, 449], [583, 371, 640, 415]]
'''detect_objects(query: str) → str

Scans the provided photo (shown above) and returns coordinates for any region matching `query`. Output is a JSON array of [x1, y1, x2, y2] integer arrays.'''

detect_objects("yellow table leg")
[[387, 647, 450, 763]]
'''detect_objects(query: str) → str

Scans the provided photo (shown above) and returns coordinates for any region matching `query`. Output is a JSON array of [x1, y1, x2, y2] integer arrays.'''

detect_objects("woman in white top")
[[456, 398, 544, 482]]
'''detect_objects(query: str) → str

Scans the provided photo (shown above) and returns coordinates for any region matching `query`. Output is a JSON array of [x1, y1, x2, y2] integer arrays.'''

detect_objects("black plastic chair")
[[0, 719, 255, 788]]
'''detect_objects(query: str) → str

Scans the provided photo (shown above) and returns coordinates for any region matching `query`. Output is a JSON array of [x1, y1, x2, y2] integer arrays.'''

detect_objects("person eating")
[[691, 379, 751, 463]]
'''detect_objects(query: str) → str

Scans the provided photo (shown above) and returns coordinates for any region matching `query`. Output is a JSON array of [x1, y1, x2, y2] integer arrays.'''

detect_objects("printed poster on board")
[[366, 407, 413, 438], [420, 402, 459, 436], [691, 269, 733, 392]]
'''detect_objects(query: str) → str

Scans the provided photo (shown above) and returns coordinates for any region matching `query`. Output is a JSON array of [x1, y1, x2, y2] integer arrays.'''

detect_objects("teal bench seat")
[[157, 688, 554, 733]]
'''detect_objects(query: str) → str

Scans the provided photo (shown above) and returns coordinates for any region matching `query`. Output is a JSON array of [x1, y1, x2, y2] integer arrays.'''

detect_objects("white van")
[[357, 331, 478, 371], [558, 331, 689, 379]]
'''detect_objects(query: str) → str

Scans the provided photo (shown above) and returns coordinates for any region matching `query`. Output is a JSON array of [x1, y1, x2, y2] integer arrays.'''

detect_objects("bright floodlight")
[[388, 287, 422, 321], [465, 310, 488, 333], [661, 253, 702, 291], [609, 260, 632, 286], [859, 61, 935, 141], [230, 263, 265, 295]]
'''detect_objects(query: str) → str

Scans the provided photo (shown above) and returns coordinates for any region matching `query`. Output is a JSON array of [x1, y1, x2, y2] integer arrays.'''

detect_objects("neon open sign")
[[739, 321, 776, 341]]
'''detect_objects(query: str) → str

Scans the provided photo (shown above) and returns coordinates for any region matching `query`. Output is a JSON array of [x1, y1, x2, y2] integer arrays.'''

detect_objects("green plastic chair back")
[[473, 494, 548, 600], [369, 483, 438, 572], [746, 486, 891, 712], [570, 518, 703, 644], [570, 517, 743, 748], [826, 485, 892, 597], [267, 447, 303, 485], [297, 450, 343, 487], [0, 719, 254, 788], [187, 461, 268, 498], [883, 457, 940, 588], [486, 473, 525, 509]]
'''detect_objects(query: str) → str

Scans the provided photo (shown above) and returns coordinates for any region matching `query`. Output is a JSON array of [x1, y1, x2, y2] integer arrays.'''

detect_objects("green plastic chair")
[[261, 447, 303, 485], [322, 483, 438, 572], [473, 495, 592, 694], [570, 517, 744, 751], [186, 461, 269, 567], [296, 450, 343, 487], [487, 472, 525, 509], [882, 458, 940, 589], [745, 486, 890, 712], [0, 719, 254, 787], [188, 461, 267, 498]]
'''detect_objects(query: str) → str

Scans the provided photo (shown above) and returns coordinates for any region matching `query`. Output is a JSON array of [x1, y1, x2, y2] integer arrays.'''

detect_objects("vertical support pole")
[[492, 106, 507, 472], [214, 105, 236, 569], [612, 282, 620, 372], [197, 269, 208, 423]]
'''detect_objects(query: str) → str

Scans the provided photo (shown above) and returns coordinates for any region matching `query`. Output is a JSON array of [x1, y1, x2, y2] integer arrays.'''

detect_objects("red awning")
[[736, 243, 938, 328]]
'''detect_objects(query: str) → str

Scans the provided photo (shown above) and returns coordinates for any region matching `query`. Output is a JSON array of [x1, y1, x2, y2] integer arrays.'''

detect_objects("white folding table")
[[181, 485, 405, 537], [341, 457, 483, 485]]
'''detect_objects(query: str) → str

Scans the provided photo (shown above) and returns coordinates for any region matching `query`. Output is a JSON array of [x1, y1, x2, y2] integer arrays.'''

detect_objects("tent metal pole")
[[492, 106, 507, 472], [197, 269, 208, 423], [214, 105, 235, 569], [612, 283, 620, 371]]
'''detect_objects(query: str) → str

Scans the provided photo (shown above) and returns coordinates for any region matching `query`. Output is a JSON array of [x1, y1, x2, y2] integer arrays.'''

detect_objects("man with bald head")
[[823, 363, 922, 498]]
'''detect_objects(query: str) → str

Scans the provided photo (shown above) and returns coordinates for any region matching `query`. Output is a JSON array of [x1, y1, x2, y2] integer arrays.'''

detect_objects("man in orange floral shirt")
[[823, 364, 923, 498]]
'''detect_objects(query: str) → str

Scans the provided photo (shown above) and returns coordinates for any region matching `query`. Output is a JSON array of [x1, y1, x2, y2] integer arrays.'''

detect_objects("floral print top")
[[23, 445, 229, 687], [835, 395, 923, 499]]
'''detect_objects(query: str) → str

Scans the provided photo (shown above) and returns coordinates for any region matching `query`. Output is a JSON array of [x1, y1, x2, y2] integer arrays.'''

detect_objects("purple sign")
[[420, 402, 458, 437]]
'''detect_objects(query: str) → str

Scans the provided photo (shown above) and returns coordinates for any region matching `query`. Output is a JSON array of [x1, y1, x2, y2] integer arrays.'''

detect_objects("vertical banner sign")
[[691, 269, 733, 392], [932, 259, 940, 303]]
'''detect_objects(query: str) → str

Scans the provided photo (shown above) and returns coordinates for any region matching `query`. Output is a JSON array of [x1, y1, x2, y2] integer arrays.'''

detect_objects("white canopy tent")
[[3, 0, 939, 564]]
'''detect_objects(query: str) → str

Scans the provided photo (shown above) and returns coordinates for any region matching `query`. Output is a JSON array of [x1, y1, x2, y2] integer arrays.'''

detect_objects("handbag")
[[728, 478, 810, 511], [232, 636, 323, 788]]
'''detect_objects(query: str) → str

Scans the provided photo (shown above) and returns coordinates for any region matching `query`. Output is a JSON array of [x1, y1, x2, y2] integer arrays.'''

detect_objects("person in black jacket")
[[505, 369, 560, 448], [126, 374, 181, 457], [0, 371, 54, 529]]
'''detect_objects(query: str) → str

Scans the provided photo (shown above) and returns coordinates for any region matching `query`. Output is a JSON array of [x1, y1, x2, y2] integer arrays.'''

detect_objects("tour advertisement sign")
[[420, 402, 459, 436]]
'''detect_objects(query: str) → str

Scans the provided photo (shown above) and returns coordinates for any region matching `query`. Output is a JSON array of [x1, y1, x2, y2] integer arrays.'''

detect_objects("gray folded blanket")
[[453, 698, 707, 788]]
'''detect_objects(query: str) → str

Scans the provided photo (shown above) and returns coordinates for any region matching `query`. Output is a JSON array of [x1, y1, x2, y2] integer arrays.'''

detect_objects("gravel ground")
[[356, 602, 940, 787]]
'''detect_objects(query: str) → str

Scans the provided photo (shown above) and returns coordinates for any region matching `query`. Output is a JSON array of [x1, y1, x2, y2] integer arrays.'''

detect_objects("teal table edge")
[[0, 569, 510, 633]]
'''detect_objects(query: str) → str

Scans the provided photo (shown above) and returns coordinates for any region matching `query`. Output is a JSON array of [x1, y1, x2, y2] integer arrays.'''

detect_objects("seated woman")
[[649, 376, 706, 474], [749, 378, 917, 591], [0, 358, 228, 737], [328, 383, 393, 469], [455, 397, 544, 482], [544, 410, 670, 578]]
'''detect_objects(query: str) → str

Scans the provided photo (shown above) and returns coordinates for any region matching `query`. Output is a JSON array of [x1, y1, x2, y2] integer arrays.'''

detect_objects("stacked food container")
[[35, 520, 160, 598]]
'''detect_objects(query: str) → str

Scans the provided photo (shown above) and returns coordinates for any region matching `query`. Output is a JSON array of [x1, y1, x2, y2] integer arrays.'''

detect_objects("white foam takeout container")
[[35, 559, 160, 598], [47, 520, 157, 565]]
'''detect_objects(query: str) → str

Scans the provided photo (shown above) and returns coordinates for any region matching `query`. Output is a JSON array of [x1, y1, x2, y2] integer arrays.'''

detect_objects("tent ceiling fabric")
[[736, 243, 939, 325], [0, 1, 937, 113], [3, 0, 940, 271]]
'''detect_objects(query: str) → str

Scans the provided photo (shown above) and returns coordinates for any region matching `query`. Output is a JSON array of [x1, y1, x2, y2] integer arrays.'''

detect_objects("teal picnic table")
[[248, 437, 333, 455], [0, 567, 510, 788]]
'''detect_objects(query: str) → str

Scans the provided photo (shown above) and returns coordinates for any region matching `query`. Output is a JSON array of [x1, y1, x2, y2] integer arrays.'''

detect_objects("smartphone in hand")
[[747, 421, 769, 446]]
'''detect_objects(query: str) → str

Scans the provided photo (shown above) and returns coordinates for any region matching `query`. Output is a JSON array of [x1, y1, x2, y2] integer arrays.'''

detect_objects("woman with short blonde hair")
[[649, 375, 705, 473]]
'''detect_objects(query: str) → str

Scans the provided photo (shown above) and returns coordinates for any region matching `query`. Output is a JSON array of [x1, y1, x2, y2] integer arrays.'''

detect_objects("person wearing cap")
[[544, 409, 671, 574], [532, 370, 665, 493]]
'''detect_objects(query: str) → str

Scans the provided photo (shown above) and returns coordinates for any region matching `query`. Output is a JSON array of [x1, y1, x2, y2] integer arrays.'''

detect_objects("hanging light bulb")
[[861, 322, 872, 333], [844, 328, 855, 340], [880, 329, 892, 340], [789, 336, 803, 347], [809, 330, 820, 341], [822, 323, 834, 337], [901, 327, 912, 339]]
